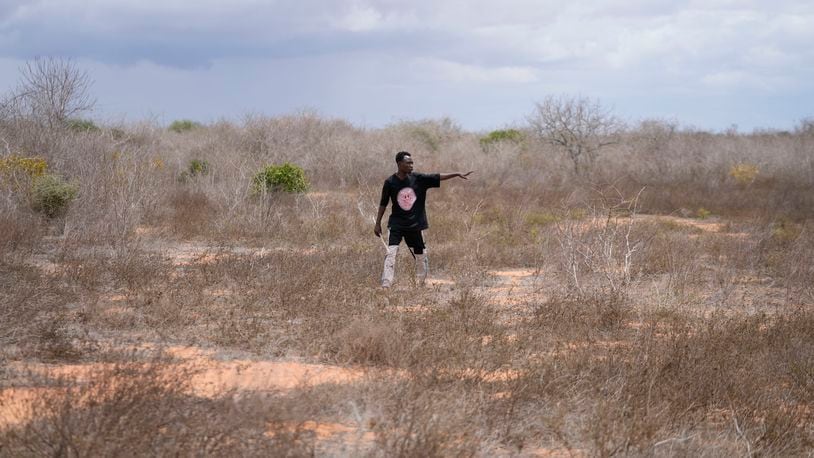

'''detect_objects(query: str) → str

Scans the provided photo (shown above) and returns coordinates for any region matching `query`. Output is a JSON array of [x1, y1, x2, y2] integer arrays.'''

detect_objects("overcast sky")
[[1, 0, 812, 131]]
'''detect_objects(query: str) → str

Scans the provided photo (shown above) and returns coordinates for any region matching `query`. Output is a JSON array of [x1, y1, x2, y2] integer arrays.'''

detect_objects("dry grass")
[[0, 355, 316, 456], [1, 115, 812, 455]]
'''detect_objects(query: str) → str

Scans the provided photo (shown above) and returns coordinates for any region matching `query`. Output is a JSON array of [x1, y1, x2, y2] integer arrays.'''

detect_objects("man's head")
[[395, 151, 413, 174]]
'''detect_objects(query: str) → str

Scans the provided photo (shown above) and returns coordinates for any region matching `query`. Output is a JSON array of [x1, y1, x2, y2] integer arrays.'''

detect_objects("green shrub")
[[168, 119, 202, 133], [479, 129, 524, 149], [188, 159, 210, 176], [771, 218, 802, 243], [110, 128, 127, 140], [178, 159, 211, 183], [31, 174, 79, 217], [65, 118, 100, 132], [252, 163, 309, 194]]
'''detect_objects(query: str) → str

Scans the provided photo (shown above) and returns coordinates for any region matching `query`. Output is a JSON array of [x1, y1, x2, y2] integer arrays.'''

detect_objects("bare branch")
[[528, 95, 622, 175], [5, 57, 95, 129]]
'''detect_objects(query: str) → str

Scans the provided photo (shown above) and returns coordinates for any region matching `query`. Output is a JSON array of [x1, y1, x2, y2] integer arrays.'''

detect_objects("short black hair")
[[395, 151, 411, 164]]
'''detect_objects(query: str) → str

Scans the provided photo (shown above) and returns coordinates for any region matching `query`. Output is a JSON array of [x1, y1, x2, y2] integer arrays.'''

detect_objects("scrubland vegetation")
[[1, 59, 812, 456]]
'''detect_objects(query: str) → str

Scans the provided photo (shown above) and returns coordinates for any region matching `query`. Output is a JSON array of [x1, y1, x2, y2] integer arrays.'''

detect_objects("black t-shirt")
[[379, 172, 441, 230]]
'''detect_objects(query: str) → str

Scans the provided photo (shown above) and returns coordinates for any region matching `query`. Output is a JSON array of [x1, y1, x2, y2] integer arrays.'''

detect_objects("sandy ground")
[[1, 343, 363, 426], [1, 214, 789, 455], [0, 264, 540, 449]]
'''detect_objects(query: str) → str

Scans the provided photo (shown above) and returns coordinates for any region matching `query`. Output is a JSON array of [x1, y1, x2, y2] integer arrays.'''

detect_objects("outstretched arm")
[[439, 171, 474, 181]]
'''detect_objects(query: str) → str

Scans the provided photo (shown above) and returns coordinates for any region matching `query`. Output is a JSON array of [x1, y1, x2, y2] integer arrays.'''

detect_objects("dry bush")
[[757, 222, 814, 304], [166, 187, 216, 237], [781, 227, 814, 303], [503, 309, 814, 455], [0, 358, 315, 457], [108, 244, 172, 298], [0, 205, 43, 260], [636, 222, 704, 298], [60, 244, 381, 354], [552, 187, 648, 303], [415, 291, 513, 371], [621, 311, 814, 455], [530, 290, 629, 341], [334, 290, 510, 378], [368, 379, 483, 458], [0, 261, 86, 362], [330, 318, 407, 366], [427, 186, 563, 269], [319, 289, 512, 375]]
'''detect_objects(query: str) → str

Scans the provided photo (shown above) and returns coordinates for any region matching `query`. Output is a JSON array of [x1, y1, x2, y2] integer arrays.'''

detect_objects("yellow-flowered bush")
[[0, 155, 48, 191], [0, 155, 48, 177], [152, 157, 165, 170], [729, 163, 759, 186]]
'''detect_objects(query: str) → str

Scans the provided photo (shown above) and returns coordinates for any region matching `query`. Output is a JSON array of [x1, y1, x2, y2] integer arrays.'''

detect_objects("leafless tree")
[[528, 95, 622, 175], [796, 117, 814, 136], [2, 57, 95, 129]]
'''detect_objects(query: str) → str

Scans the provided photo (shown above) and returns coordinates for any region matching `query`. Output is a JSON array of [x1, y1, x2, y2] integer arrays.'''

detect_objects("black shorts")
[[388, 227, 425, 253]]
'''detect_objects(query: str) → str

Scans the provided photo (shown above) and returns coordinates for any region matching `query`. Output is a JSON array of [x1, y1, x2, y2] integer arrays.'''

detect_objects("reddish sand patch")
[[6, 349, 363, 395], [1, 346, 364, 430], [191, 360, 361, 397], [0, 387, 61, 429]]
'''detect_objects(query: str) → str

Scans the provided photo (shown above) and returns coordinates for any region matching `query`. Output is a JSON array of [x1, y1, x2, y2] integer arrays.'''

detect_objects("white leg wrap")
[[382, 245, 399, 287], [415, 252, 428, 286]]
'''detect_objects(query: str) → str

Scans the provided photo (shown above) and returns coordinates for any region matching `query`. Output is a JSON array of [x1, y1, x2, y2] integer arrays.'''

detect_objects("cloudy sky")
[[1, 0, 812, 131]]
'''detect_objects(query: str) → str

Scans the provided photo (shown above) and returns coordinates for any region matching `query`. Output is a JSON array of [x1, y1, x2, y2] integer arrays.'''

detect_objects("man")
[[374, 151, 473, 288]]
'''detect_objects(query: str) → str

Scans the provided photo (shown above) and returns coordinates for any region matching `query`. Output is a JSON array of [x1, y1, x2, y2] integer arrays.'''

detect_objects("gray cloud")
[[2, 0, 812, 77], [0, 0, 811, 130]]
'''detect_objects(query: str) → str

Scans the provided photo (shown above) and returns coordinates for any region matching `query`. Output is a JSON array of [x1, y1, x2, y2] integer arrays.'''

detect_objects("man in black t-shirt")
[[374, 151, 473, 288]]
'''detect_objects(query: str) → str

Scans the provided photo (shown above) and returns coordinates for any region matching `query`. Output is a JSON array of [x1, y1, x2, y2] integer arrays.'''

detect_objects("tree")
[[2, 57, 95, 129], [796, 117, 814, 136], [528, 95, 622, 175]]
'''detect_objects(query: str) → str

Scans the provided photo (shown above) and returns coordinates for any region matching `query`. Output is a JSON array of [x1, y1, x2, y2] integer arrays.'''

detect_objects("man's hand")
[[440, 171, 475, 181], [374, 223, 382, 237]]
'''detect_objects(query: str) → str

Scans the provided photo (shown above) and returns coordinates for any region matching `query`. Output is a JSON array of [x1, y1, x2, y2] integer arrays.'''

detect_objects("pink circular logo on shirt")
[[397, 187, 416, 211]]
